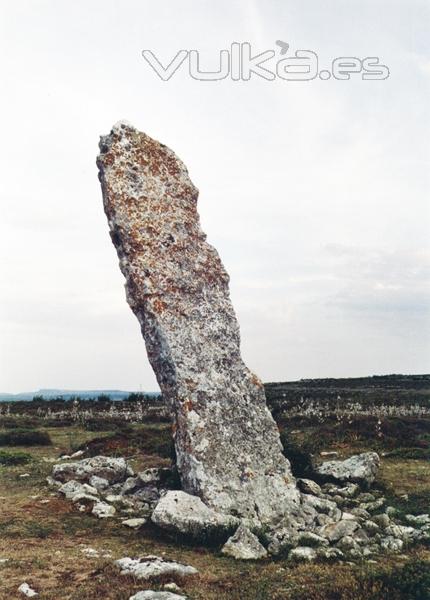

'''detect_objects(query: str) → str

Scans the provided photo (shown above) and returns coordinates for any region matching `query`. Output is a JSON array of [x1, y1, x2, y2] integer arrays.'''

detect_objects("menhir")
[[97, 122, 300, 525]]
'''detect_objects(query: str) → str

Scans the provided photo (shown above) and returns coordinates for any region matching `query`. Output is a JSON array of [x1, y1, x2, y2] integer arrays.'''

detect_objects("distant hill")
[[0, 389, 161, 402], [1, 375, 429, 404]]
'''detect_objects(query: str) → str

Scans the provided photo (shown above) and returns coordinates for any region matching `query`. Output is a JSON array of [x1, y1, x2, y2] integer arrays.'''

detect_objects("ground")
[[0, 390, 429, 599]]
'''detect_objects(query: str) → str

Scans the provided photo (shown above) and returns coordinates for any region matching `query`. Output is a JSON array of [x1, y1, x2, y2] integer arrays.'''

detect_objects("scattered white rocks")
[[18, 583, 38, 597], [115, 555, 198, 581], [221, 525, 267, 560], [315, 452, 380, 487], [151, 491, 238, 542]]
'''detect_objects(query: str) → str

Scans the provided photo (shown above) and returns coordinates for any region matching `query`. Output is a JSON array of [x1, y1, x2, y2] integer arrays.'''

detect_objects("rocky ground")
[[0, 418, 429, 599]]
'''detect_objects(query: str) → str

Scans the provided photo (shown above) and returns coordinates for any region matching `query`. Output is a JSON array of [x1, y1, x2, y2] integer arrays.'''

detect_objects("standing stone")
[[97, 122, 299, 525]]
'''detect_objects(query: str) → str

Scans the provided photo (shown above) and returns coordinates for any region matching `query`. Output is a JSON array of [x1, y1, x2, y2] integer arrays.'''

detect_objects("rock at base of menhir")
[[151, 490, 238, 543], [97, 121, 299, 525], [52, 456, 133, 484], [221, 524, 268, 560], [314, 452, 380, 487]]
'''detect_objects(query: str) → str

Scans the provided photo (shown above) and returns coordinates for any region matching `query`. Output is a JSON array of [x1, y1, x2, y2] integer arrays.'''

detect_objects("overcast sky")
[[1, 1, 429, 393]]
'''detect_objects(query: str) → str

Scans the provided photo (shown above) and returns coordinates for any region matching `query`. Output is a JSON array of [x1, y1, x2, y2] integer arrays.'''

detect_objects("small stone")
[[297, 479, 322, 496], [71, 492, 99, 505], [289, 547, 317, 562], [317, 547, 344, 560], [371, 514, 390, 529], [337, 483, 360, 498], [297, 532, 329, 547], [320, 519, 359, 542], [405, 514, 430, 526], [81, 548, 99, 557], [221, 524, 267, 560], [116, 556, 198, 581], [341, 512, 358, 521], [121, 518, 147, 529], [89, 476, 110, 491], [18, 583, 38, 597], [163, 583, 182, 593], [130, 592, 186, 600], [363, 520, 380, 535], [357, 493, 376, 503], [92, 501, 116, 518], [385, 506, 398, 518], [70, 450, 85, 459], [336, 535, 359, 552], [380, 536, 403, 553], [361, 498, 385, 513], [349, 507, 371, 519], [266, 527, 299, 556]]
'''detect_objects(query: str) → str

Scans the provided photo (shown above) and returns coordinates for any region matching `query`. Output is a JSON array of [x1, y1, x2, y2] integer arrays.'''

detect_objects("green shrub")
[[0, 429, 52, 446], [374, 559, 430, 600], [0, 450, 32, 465]]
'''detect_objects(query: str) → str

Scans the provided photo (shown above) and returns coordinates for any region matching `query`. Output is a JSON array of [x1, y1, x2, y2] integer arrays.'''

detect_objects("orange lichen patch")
[[250, 373, 263, 388], [152, 298, 167, 314], [182, 398, 193, 412]]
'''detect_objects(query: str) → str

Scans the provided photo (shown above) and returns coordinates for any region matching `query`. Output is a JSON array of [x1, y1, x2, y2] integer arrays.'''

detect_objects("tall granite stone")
[[97, 122, 300, 525]]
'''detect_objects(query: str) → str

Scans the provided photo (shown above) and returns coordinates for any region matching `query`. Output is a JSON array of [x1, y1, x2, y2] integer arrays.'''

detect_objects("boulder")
[[97, 122, 300, 525], [52, 456, 133, 484], [115, 555, 198, 581], [314, 452, 380, 487], [221, 524, 267, 560], [151, 491, 238, 542]]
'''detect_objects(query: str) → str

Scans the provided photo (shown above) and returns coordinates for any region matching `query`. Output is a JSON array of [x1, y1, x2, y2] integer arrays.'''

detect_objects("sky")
[[0, 0, 429, 393]]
